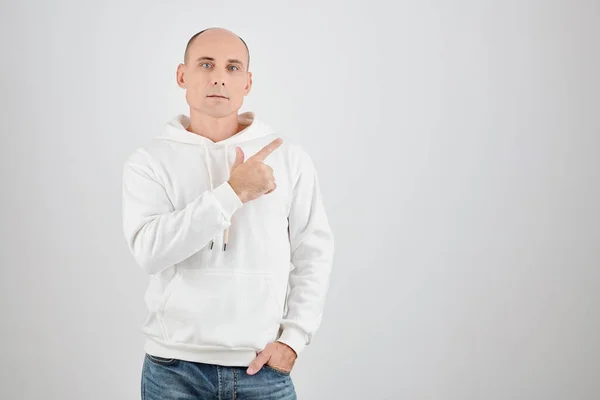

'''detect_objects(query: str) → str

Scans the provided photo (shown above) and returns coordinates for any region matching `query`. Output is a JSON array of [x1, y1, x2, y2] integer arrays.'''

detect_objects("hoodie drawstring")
[[203, 144, 231, 251], [203, 145, 216, 250], [223, 145, 230, 251]]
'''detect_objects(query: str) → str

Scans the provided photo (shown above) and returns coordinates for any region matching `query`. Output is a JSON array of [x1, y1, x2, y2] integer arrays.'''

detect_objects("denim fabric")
[[141, 354, 297, 400]]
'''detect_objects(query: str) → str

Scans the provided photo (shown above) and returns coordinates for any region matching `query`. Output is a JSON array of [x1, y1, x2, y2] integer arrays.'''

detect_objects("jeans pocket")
[[263, 364, 291, 376], [146, 353, 179, 366]]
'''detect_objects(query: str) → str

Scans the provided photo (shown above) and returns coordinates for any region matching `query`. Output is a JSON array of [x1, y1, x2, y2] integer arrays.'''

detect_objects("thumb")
[[247, 349, 271, 375], [231, 146, 245, 170]]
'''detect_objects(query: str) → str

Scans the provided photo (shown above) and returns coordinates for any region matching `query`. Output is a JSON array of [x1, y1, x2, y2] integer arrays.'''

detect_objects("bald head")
[[184, 27, 250, 71], [176, 27, 253, 119]]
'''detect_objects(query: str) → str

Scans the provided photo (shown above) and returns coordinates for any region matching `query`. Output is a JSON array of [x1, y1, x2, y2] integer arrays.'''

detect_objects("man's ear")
[[244, 71, 253, 95], [176, 63, 187, 89]]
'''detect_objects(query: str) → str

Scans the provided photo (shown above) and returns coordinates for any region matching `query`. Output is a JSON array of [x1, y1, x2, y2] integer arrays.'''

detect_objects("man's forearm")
[[123, 160, 242, 275]]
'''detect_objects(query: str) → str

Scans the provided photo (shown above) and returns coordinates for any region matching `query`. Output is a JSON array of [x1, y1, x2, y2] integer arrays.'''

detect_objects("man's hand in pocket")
[[246, 341, 297, 375]]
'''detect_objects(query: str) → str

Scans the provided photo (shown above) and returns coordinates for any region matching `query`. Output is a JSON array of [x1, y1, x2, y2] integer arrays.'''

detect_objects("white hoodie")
[[122, 112, 334, 366]]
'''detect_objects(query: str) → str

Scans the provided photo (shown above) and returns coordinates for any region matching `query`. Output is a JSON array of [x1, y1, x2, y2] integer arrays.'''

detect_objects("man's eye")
[[201, 63, 211, 68], [228, 65, 239, 71]]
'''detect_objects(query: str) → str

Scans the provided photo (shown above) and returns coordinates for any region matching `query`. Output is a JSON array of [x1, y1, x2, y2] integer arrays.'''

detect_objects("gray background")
[[1, 0, 599, 399]]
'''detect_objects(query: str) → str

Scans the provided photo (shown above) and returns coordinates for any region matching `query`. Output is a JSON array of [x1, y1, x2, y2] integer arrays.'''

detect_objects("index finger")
[[251, 138, 283, 161]]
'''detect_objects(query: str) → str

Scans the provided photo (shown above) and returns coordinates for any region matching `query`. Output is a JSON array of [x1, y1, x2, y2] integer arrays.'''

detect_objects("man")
[[122, 27, 334, 399]]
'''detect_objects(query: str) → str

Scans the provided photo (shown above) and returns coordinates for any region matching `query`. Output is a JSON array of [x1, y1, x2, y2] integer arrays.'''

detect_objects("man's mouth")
[[207, 95, 228, 99]]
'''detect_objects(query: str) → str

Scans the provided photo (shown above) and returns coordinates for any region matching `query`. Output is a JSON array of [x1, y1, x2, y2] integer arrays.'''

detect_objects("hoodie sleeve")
[[276, 147, 335, 357], [122, 150, 243, 275]]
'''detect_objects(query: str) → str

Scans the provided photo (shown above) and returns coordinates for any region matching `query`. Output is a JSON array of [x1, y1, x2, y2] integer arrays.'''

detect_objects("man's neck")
[[187, 109, 241, 143]]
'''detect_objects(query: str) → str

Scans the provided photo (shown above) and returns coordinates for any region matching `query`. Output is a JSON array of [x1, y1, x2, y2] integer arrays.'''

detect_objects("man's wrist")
[[276, 340, 298, 358], [227, 181, 246, 203], [277, 326, 307, 356]]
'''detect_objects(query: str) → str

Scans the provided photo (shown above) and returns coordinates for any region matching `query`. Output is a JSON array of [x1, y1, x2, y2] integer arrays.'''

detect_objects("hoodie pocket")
[[160, 269, 282, 349]]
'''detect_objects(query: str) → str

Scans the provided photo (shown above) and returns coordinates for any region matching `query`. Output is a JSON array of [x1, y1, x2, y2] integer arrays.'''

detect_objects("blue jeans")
[[141, 353, 297, 400]]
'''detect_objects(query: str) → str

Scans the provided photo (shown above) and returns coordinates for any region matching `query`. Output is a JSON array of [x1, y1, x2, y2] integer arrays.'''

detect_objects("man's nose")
[[209, 67, 228, 86], [210, 72, 226, 86]]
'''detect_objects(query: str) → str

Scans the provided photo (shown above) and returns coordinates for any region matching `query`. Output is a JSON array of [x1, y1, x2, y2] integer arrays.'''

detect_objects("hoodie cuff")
[[277, 326, 308, 357], [212, 181, 243, 221]]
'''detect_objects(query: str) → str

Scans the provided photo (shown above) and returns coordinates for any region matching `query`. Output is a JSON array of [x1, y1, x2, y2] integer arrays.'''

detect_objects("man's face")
[[177, 29, 252, 118]]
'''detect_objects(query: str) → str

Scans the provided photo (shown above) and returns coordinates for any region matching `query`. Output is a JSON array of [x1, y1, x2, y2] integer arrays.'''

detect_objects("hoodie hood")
[[158, 111, 274, 147], [157, 111, 275, 251]]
